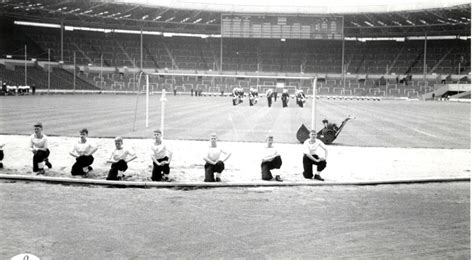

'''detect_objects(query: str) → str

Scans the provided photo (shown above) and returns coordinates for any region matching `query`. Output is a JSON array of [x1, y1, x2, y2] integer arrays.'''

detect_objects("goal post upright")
[[145, 73, 149, 128], [132, 71, 151, 131], [160, 89, 167, 138], [311, 76, 317, 130]]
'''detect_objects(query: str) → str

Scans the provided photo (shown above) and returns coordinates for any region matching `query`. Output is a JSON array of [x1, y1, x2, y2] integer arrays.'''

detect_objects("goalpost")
[[132, 72, 167, 137], [133, 71, 319, 135]]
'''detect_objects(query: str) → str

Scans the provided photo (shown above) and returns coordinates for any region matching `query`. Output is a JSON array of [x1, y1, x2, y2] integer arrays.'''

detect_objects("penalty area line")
[[409, 128, 437, 138]]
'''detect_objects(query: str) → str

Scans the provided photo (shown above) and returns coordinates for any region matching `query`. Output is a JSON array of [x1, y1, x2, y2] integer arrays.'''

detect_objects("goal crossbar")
[[150, 72, 315, 80]]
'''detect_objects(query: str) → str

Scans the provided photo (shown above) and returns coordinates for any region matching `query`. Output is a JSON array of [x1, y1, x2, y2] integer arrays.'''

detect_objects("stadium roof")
[[118, 0, 470, 14], [0, 0, 470, 37]]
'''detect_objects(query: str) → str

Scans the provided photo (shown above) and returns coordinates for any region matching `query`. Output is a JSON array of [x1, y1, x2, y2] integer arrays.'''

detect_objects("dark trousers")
[[107, 160, 128, 180], [71, 155, 94, 176], [302, 154, 327, 179], [261, 155, 282, 180], [204, 161, 225, 182], [151, 157, 170, 181], [282, 97, 289, 107], [297, 99, 304, 107], [249, 95, 258, 106], [267, 96, 272, 107], [33, 149, 50, 172], [233, 96, 242, 106]]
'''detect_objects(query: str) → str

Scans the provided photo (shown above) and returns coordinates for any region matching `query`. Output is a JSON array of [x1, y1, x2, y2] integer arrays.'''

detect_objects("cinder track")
[[0, 182, 469, 259]]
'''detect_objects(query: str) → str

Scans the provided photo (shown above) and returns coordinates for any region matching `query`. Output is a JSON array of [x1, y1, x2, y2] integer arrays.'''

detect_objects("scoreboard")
[[221, 14, 343, 40]]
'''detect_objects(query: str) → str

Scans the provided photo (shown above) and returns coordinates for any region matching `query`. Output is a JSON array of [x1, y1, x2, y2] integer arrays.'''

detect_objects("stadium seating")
[[1, 25, 470, 97], [0, 64, 98, 90], [19, 26, 470, 76]]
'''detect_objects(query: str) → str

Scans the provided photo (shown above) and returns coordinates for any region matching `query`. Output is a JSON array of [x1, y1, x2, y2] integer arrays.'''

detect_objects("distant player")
[[261, 133, 282, 181], [249, 87, 259, 106], [317, 116, 355, 144], [265, 88, 274, 107], [151, 130, 173, 182], [296, 89, 306, 108], [69, 128, 97, 177], [203, 133, 231, 182], [106, 136, 137, 181], [302, 130, 328, 181], [281, 89, 290, 107], [30, 122, 52, 175], [232, 87, 244, 106]]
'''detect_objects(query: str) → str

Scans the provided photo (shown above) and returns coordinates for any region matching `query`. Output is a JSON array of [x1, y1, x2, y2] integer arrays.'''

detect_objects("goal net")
[[132, 72, 319, 133], [137, 72, 316, 96]]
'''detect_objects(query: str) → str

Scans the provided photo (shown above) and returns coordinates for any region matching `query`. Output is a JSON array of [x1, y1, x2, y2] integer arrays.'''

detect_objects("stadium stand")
[[19, 26, 471, 76], [0, 2, 470, 98]]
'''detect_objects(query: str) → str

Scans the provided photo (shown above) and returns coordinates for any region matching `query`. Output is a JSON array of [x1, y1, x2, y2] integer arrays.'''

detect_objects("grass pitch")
[[0, 94, 470, 148]]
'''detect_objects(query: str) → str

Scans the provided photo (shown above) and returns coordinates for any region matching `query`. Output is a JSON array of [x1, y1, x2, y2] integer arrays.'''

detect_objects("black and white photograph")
[[0, 0, 471, 259]]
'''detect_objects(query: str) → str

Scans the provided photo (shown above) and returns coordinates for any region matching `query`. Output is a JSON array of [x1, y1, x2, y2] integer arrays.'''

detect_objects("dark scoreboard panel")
[[221, 14, 343, 40]]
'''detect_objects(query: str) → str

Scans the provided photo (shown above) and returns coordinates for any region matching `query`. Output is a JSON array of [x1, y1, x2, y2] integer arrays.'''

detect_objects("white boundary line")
[[410, 128, 437, 138], [0, 174, 469, 189]]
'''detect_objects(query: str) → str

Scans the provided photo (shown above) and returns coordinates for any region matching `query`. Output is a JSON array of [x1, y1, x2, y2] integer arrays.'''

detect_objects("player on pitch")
[[296, 89, 306, 108], [150, 129, 173, 182], [106, 136, 137, 181], [203, 133, 231, 182], [302, 130, 328, 181], [232, 87, 244, 106], [30, 122, 52, 175], [249, 87, 259, 106], [281, 88, 290, 107], [265, 88, 274, 107], [69, 128, 98, 177]]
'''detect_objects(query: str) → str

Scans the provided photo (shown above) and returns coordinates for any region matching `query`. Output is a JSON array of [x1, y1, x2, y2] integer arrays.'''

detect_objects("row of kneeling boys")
[[0, 122, 329, 182]]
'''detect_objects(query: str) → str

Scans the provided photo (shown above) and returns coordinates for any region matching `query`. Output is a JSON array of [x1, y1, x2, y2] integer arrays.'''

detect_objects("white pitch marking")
[[410, 128, 437, 138], [228, 113, 240, 139]]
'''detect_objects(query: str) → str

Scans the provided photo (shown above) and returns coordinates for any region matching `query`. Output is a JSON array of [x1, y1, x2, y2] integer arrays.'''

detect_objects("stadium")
[[0, 0, 471, 259]]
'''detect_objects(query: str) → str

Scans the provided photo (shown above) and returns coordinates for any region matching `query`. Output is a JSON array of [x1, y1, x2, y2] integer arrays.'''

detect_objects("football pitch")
[[0, 94, 470, 148], [0, 94, 470, 259]]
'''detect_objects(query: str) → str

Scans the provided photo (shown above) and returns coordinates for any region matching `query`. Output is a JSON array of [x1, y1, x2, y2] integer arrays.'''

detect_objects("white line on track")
[[409, 128, 437, 138]]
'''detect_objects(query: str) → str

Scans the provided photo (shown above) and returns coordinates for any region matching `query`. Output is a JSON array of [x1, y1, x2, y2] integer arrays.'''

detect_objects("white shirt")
[[262, 146, 278, 160], [206, 147, 223, 162], [151, 142, 170, 159], [73, 140, 96, 156], [303, 138, 326, 155], [30, 134, 48, 149], [111, 148, 134, 161]]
